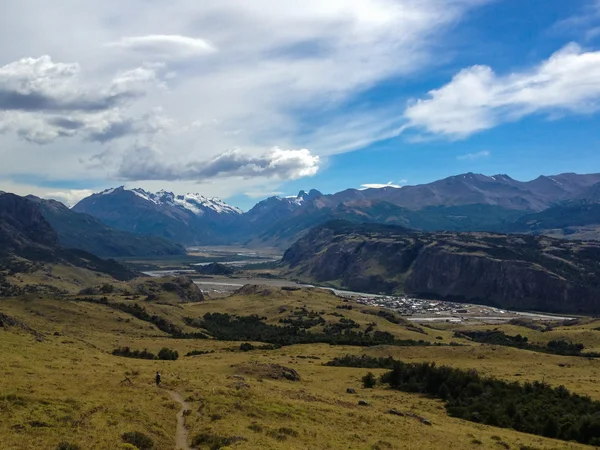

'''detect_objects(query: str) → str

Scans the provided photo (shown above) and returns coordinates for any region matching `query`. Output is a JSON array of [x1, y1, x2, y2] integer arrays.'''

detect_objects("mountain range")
[[71, 172, 600, 248]]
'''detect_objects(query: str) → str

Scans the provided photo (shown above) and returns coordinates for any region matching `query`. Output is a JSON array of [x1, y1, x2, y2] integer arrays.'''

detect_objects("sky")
[[1, 0, 600, 210]]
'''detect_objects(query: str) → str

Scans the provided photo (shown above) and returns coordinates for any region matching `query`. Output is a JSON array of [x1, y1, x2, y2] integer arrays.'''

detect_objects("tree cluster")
[[457, 330, 599, 357], [112, 346, 179, 361], [379, 360, 600, 445], [198, 312, 431, 347]]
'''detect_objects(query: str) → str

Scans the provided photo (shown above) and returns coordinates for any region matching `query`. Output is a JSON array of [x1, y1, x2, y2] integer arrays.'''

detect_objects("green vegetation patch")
[[331, 355, 600, 446], [112, 347, 179, 361], [198, 312, 436, 347], [456, 330, 600, 357]]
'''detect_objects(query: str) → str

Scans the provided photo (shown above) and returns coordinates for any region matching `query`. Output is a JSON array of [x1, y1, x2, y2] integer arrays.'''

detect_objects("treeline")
[[328, 355, 600, 445], [456, 330, 600, 357], [197, 312, 434, 347], [112, 347, 179, 360]]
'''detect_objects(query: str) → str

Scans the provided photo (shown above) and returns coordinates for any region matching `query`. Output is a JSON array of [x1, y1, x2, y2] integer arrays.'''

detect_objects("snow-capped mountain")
[[100, 187, 242, 217], [72, 173, 600, 248], [73, 186, 242, 245]]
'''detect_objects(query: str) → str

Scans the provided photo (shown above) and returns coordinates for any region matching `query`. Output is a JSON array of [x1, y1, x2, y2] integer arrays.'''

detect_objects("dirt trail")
[[166, 390, 192, 450]]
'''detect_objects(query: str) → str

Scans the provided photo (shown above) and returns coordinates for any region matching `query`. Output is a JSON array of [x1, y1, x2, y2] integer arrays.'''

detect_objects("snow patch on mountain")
[[98, 187, 242, 216]]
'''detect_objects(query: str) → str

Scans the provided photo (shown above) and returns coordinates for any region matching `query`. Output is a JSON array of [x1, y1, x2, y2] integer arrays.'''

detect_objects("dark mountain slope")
[[282, 221, 600, 315], [506, 200, 600, 234], [27, 196, 185, 257], [0, 193, 136, 281], [251, 200, 525, 249]]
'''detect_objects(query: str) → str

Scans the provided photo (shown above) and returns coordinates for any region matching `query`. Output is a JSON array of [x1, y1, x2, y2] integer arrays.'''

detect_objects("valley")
[[3, 177, 600, 449], [6, 3, 600, 448]]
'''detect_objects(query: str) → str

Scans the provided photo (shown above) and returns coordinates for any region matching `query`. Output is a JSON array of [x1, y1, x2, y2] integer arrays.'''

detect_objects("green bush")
[[112, 347, 156, 360], [157, 347, 179, 360], [121, 431, 155, 450], [56, 443, 81, 450], [239, 342, 254, 352], [362, 372, 377, 389], [192, 433, 246, 450], [329, 354, 600, 446]]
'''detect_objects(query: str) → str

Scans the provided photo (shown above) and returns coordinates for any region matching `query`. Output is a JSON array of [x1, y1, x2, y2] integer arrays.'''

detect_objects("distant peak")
[[296, 189, 322, 199]]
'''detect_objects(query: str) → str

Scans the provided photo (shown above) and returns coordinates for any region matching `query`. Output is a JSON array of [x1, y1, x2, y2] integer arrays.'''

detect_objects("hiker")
[[155, 371, 161, 387]]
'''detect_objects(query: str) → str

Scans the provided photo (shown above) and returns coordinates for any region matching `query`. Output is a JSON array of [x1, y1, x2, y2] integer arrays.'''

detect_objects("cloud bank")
[[115, 147, 320, 182], [0, 0, 491, 197], [405, 44, 600, 138]]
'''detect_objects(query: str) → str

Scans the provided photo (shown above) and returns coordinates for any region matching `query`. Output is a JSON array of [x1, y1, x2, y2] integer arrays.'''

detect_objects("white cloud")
[[114, 146, 320, 181], [0, 0, 491, 198], [553, 1, 600, 41], [405, 43, 600, 138], [0, 56, 167, 144], [45, 189, 95, 206], [244, 190, 284, 199], [457, 150, 490, 160], [109, 35, 217, 59], [360, 181, 406, 189]]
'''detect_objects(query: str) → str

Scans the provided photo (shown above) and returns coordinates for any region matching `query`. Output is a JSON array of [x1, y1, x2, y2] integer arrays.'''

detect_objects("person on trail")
[[155, 371, 161, 387]]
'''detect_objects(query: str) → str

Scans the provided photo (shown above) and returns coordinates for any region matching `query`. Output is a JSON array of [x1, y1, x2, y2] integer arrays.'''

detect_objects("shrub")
[[362, 372, 377, 388], [99, 283, 115, 294], [112, 347, 156, 360], [192, 433, 246, 450], [239, 342, 255, 352], [121, 431, 155, 450], [186, 350, 214, 356], [157, 347, 179, 361], [278, 427, 298, 437], [56, 443, 81, 450]]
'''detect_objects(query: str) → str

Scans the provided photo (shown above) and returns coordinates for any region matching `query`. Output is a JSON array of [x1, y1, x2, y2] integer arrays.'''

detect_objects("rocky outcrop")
[[194, 263, 235, 276], [133, 276, 205, 303], [281, 221, 600, 315]]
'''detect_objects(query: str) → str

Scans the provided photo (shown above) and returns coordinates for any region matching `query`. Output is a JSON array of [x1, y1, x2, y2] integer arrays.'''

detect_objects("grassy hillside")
[[3, 278, 600, 449]]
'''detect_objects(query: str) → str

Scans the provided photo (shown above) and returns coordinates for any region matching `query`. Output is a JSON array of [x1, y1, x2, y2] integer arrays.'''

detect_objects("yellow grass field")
[[2, 283, 600, 449]]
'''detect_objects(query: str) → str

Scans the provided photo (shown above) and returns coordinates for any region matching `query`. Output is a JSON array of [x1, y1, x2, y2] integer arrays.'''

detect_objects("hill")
[[27, 196, 186, 257], [0, 193, 137, 291], [2, 284, 600, 449], [281, 221, 600, 315]]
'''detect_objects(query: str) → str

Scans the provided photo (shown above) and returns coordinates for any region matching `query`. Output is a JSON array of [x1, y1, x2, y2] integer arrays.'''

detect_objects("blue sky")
[[269, 0, 600, 209], [1, 0, 600, 210]]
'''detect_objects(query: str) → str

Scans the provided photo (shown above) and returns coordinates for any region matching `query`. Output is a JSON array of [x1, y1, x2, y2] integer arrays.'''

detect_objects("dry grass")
[[1, 285, 600, 449]]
